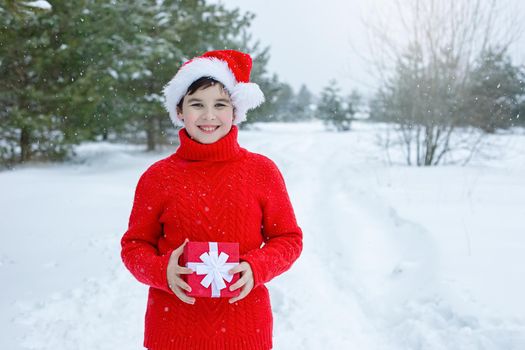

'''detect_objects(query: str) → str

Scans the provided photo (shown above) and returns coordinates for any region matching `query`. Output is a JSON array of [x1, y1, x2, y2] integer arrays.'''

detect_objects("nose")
[[202, 107, 216, 120]]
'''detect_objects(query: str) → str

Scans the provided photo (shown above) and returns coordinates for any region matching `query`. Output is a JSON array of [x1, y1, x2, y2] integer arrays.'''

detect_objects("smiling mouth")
[[198, 125, 220, 133]]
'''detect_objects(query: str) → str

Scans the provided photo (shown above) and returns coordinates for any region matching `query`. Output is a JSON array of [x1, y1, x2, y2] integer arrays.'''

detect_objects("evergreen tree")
[[273, 82, 295, 122], [317, 80, 354, 131], [238, 43, 282, 125], [0, 0, 118, 165], [0, 0, 268, 167], [292, 84, 314, 121], [346, 90, 361, 119], [465, 49, 525, 132], [105, 0, 256, 150]]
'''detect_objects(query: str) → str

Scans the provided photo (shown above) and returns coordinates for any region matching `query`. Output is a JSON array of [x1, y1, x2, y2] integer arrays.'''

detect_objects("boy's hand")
[[228, 261, 254, 304], [167, 238, 196, 305]]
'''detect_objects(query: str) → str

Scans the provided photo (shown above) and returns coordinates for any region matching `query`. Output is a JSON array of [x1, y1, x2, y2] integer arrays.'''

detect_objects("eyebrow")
[[187, 98, 231, 103]]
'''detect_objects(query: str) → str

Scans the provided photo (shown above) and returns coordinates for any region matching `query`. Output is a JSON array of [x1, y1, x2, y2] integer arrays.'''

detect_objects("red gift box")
[[182, 241, 240, 298]]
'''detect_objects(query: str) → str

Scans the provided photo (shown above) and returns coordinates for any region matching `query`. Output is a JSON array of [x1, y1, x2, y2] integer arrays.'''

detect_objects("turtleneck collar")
[[174, 125, 243, 162]]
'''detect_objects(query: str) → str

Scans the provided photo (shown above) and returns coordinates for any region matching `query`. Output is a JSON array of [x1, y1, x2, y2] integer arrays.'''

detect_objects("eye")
[[190, 103, 203, 108], [215, 103, 227, 108]]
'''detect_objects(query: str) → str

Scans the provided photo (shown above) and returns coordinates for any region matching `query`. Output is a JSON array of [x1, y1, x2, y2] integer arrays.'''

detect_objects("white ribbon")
[[186, 242, 238, 297]]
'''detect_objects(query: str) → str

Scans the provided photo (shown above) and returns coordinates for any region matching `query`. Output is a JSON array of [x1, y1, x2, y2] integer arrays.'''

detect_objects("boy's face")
[[177, 84, 235, 144]]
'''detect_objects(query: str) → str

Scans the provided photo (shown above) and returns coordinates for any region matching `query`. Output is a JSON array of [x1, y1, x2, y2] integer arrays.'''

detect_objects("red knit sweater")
[[120, 125, 303, 350]]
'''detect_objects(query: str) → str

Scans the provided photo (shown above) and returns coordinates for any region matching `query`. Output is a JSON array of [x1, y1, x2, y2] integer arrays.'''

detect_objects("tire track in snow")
[[250, 128, 394, 349]]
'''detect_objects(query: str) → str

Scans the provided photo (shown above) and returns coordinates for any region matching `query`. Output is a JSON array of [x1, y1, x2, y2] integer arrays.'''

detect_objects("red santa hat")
[[162, 50, 265, 127]]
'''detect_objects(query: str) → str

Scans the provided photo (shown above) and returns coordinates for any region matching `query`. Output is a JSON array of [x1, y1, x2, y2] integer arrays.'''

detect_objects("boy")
[[120, 50, 303, 350]]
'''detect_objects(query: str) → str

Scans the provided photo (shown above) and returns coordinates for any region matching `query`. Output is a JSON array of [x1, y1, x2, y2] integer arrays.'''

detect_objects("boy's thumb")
[[176, 238, 189, 252]]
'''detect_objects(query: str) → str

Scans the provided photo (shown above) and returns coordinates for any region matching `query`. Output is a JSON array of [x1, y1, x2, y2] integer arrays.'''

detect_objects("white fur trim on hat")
[[162, 57, 265, 127], [231, 82, 265, 123]]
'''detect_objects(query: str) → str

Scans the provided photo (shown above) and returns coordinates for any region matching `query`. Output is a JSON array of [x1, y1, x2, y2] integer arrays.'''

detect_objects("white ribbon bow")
[[186, 242, 238, 297]]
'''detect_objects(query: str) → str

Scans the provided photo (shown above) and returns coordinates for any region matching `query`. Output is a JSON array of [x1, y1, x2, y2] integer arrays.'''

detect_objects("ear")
[[176, 107, 184, 121]]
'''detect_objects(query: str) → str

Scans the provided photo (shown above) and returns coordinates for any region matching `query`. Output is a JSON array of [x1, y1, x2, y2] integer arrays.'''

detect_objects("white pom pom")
[[231, 82, 265, 123]]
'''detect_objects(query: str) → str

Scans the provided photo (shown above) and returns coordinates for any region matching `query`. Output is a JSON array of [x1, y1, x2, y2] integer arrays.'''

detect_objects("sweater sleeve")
[[120, 164, 175, 294], [240, 159, 303, 289]]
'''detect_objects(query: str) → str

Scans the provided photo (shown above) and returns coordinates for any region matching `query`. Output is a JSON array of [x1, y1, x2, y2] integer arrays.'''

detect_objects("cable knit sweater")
[[120, 125, 303, 350]]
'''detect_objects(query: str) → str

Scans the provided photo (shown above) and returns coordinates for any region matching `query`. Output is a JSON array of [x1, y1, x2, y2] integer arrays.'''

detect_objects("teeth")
[[199, 126, 218, 132]]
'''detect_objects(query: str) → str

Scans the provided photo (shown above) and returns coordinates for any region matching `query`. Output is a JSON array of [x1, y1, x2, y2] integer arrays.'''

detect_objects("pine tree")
[[231, 42, 282, 125], [1, 0, 271, 167], [103, 0, 257, 150], [272, 83, 295, 122], [293, 84, 314, 121], [2, 1, 90, 165], [465, 49, 525, 132], [317, 80, 354, 131]]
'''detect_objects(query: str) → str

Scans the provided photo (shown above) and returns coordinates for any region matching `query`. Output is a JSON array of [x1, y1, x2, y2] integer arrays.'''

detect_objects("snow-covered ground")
[[1, 121, 524, 349]]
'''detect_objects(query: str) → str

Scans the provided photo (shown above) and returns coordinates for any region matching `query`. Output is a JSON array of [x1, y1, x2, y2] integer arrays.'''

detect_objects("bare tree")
[[364, 0, 523, 166]]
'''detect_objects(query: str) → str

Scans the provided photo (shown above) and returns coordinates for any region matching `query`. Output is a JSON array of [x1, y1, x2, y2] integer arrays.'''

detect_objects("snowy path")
[[241, 125, 442, 349], [246, 128, 393, 348], [2, 122, 524, 349], [254, 125, 525, 349]]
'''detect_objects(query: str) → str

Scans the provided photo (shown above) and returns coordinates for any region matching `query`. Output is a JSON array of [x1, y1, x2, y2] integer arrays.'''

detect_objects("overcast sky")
[[219, 0, 524, 97]]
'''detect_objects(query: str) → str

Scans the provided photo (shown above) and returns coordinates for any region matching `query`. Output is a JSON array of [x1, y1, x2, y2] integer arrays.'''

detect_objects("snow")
[[22, 0, 52, 10], [1, 121, 524, 349]]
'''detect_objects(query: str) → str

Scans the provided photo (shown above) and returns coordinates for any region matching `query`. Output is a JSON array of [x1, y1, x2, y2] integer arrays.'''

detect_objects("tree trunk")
[[20, 126, 31, 163], [156, 115, 166, 145], [146, 117, 156, 151]]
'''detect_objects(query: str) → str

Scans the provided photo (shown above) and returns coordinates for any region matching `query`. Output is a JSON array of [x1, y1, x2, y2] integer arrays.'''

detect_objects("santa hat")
[[162, 50, 265, 127]]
